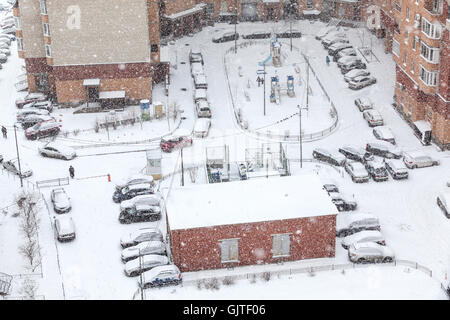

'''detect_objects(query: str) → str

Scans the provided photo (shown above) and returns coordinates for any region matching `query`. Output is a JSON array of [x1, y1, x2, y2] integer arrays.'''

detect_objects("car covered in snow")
[[20, 114, 55, 129], [138, 264, 182, 288], [212, 31, 239, 43], [194, 88, 208, 102], [124, 254, 169, 277], [333, 47, 357, 62], [365, 160, 389, 182], [384, 159, 409, 180], [341, 230, 385, 249], [365, 141, 402, 159], [437, 192, 450, 218], [348, 75, 377, 90], [328, 42, 353, 57], [276, 29, 302, 38], [362, 109, 384, 127], [189, 49, 203, 65], [339, 58, 367, 74], [344, 69, 371, 83], [115, 174, 154, 192], [315, 26, 339, 40], [330, 192, 357, 212], [348, 242, 394, 264], [339, 145, 374, 163], [195, 99, 212, 118], [120, 227, 164, 249], [344, 160, 370, 183], [16, 108, 49, 122], [190, 61, 204, 78], [25, 120, 60, 140], [119, 203, 162, 224], [121, 240, 167, 263], [403, 151, 440, 169], [15, 92, 48, 108], [321, 32, 346, 47], [336, 213, 381, 237], [193, 73, 207, 89], [0, 154, 3, 163], [312, 148, 346, 166], [120, 193, 162, 212], [50, 188, 72, 213], [323, 36, 349, 49], [194, 118, 211, 138], [112, 183, 154, 203], [373, 126, 396, 145], [242, 30, 271, 39], [2, 159, 33, 178], [23, 100, 53, 112], [160, 130, 193, 153], [54, 215, 76, 242], [323, 184, 339, 194], [39, 142, 77, 160], [0, 48, 10, 56], [354, 97, 374, 112]]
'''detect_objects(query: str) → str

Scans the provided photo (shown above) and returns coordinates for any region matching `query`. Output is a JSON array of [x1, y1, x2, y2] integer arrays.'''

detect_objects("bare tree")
[[19, 277, 38, 300]]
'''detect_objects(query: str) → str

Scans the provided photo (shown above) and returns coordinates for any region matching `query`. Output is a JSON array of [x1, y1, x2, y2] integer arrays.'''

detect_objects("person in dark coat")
[[326, 55, 330, 66], [69, 165, 75, 179], [1, 126, 6, 139]]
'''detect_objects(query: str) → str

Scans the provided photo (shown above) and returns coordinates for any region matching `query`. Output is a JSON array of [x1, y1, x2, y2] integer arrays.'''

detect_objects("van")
[[336, 213, 380, 237]]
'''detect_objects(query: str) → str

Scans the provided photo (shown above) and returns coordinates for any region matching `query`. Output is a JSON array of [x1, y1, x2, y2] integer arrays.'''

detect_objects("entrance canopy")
[[99, 90, 125, 100], [83, 78, 100, 86], [164, 4, 206, 20], [413, 120, 432, 134]]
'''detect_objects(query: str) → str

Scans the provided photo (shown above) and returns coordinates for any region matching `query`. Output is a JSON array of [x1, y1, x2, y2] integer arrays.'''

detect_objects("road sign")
[[256, 70, 267, 75]]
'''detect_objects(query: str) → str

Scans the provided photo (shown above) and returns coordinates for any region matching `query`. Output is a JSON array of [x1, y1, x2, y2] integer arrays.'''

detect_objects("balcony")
[[424, 0, 443, 15]]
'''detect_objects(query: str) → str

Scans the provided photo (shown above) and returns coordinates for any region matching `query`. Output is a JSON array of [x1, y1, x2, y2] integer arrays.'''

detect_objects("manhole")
[[181, 88, 187, 91]]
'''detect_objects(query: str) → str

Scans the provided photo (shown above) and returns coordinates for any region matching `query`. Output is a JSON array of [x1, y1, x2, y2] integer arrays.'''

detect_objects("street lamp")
[[298, 105, 308, 168], [13, 124, 23, 187], [234, 0, 238, 54]]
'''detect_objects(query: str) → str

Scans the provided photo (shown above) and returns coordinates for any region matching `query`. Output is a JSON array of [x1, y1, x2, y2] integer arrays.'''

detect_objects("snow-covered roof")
[[164, 4, 206, 20], [414, 120, 431, 133], [99, 90, 125, 99], [160, 46, 170, 63], [303, 9, 321, 15], [166, 174, 338, 230]]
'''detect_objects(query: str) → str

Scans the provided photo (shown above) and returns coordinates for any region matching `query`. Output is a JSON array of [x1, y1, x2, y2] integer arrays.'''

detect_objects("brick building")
[[166, 175, 338, 272]]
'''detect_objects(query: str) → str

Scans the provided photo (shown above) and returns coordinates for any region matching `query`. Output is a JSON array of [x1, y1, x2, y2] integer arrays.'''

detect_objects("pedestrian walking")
[[69, 165, 75, 179], [326, 55, 330, 66], [1, 126, 7, 139]]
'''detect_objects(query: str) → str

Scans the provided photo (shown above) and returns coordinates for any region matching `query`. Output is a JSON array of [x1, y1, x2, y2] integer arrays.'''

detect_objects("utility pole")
[[13, 125, 23, 188], [263, 63, 266, 116], [290, 20, 293, 52], [180, 148, 184, 186], [139, 249, 144, 300], [234, 0, 238, 54]]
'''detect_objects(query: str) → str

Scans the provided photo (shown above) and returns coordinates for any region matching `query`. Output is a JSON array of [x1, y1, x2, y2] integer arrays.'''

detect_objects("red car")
[[15, 92, 48, 109], [25, 121, 60, 140], [160, 132, 193, 153]]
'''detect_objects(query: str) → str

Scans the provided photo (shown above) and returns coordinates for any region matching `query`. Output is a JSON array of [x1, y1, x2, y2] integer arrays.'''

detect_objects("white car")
[[194, 88, 208, 102], [193, 73, 207, 89], [139, 265, 182, 288], [322, 32, 346, 46], [344, 161, 370, 183], [403, 151, 440, 169], [348, 242, 394, 263], [54, 215, 76, 242], [50, 188, 71, 213], [348, 75, 377, 90], [315, 26, 338, 40], [344, 69, 371, 82], [17, 108, 50, 122], [354, 97, 374, 112], [437, 192, 450, 218], [194, 118, 211, 138], [190, 62, 204, 78], [121, 241, 167, 262], [0, 48, 10, 56], [39, 142, 77, 160], [385, 159, 409, 180], [120, 194, 162, 211], [120, 227, 164, 249], [373, 126, 395, 144], [363, 110, 384, 127], [195, 99, 212, 118], [124, 254, 169, 277], [115, 174, 154, 191], [341, 230, 385, 249], [336, 213, 380, 237]]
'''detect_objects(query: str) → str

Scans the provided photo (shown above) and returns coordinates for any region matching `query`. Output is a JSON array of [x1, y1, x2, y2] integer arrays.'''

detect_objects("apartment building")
[[14, 0, 167, 106]]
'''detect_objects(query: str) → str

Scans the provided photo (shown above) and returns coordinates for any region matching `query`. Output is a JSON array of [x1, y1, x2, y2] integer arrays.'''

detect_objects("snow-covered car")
[[366, 141, 402, 159], [119, 204, 162, 224], [328, 43, 353, 57], [15, 92, 48, 108], [20, 114, 55, 129], [212, 31, 239, 43], [384, 159, 409, 180], [348, 242, 394, 263], [339, 145, 374, 163], [16, 108, 49, 122], [2, 26, 15, 35], [160, 130, 193, 153], [336, 213, 380, 237], [0, 154, 3, 163], [23, 100, 53, 112], [190, 62, 204, 78], [39, 142, 77, 160], [341, 230, 385, 249], [344, 160, 370, 183], [115, 174, 154, 191], [189, 49, 203, 65], [354, 97, 374, 112], [315, 26, 338, 40], [139, 264, 182, 288], [194, 118, 211, 138], [333, 47, 357, 62], [193, 88, 208, 102], [121, 241, 167, 262], [348, 75, 377, 90], [2, 159, 33, 178], [330, 192, 357, 212], [195, 99, 212, 118], [403, 151, 440, 169], [51, 188, 72, 213], [242, 30, 271, 39], [363, 110, 384, 127], [54, 215, 76, 242], [124, 254, 169, 277], [365, 160, 389, 182], [321, 32, 346, 47], [323, 184, 339, 194], [120, 193, 162, 211], [437, 192, 450, 218], [373, 126, 395, 145], [276, 29, 302, 38], [339, 58, 366, 74], [0, 52, 7, 62], [0, 36, 10, 45], [120, 227, 164, 249], [344, 69, 371, 83], [447, 180, 450, 187], [112, 183, 154, 203], [193, 73, 207, 89], [323, 36, 348, 49], [0, 48, 10, 56], [25, 121, 60, 140], [312, 148, 346, 166]]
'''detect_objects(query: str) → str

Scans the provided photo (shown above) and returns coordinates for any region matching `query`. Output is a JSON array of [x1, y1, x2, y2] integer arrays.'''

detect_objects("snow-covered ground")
[[1, 16, 449, 300]]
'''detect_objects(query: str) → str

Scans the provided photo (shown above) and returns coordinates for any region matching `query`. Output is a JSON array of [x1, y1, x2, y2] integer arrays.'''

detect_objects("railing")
[[36, 177, 69, 189], [0, 272, 12, 295], [0, 167, 38, 190]]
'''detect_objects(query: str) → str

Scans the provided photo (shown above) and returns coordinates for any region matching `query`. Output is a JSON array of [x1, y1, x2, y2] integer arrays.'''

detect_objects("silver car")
[[121, 240, 167, 262], [348, 242, 394, 263], [336, 213, 380, 237], [345, 160, 370, 183], [403, 151, 440, 169], [120, 227, 163, 249], [2, 159, 33, 178], [51, 188, 71, 213], [54, 215, 76, 242], [437, 192, 450, 218], [373, 126, 396, 144], [363, 110, 384, 127], [39, 142, 77, 160], [348, 76, 377, 90], [354, 97, 374, 112], [342, 230, 385, 249], [344, 69, 370, 82], [124, 254, 169, 277]]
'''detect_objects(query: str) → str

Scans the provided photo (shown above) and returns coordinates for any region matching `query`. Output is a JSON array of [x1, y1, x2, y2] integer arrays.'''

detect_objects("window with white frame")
[[395, 0, 401, 11], [205, 3, 214, 15], [419, 65, 438, 86], [407, 104, 412, 117], [17, 37, 23, 51], [421, 17, 441, 39], [420, 42, 440, 63], [406, 7, 410, 20], [45, 44, 51, 57], [40, 0, 47, 15], [412, 36, 418, 50], [220, 239, 239, 263], [431, 0, 442, 13], [411, 59, 415, 73], [403, 52, 407, 65], [272, 234, 291, 257], [392, 39, 400, 56], [306, 0, 314, 10], [14, 16, 21, 30], [43, 23, 50, 36], [404, 30, 409, 43]]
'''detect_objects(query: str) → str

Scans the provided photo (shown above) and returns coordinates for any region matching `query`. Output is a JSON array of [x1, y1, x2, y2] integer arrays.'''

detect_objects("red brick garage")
[[166, 174, 338, 272]]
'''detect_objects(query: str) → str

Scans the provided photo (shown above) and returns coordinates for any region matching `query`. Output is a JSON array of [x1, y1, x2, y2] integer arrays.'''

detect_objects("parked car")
[[125, 254, 169, 277], [195, 99, 212, 118], [337, 55, 359, 68], [2, 159, 33, 178], [15, 92, 48, 108], [38, 142, 76, 160], [373, 126, 395, 145], [336, 213, 381, 237], [363, 109, 384, 127], [348, 242, 394, 263], [323, 184, 339, 194], [121, 241, 167, 263], [120, 193, 162, 212], [328, 43, 353, 57], [365, 160, 389, 182], [139, 264, 182, 288], [384, 159, 409, 180], [315, 26, 338, 40], [339, 58, 366, 74], [194, 118, 211, 138], [242, 30, 271, 39], [112, 183, 154, 203], [0, 154, 3, 163], [23, 100, 53, 112], [330, 192, 357, 212], [322, 32, 346, 47], [193, 73, 207, 89], [348, 75, 377, 90], [194, 88, 208, 102], [115, 174, 155, 192], [339, 145, 374, 163], [2, 26, 15, 35], [344, 69, 371, 82], [190, 62, 204, 78], [324, 37, 349, 50], [403, 151, 440, 169], [0, 48, 10, 56], [212, 31, 239, 43], [51, 188, 72, 213], [447, 180, 450, 187], [25, 121, 60, 140], [189, 49, 203, 65], [344, 160, 370, 183], [276, 29, 302, 38], [341, 230, 385, 249], [354, 97, 374, 112], [312, 148, 346, 166], [119, 204, 161, 224], [17, 108, 50, 122], [54, 215, 76, 242], [120, 227, 164, 249], [160, 130, 193, 153], [0, 35, 10, 45], [333, 47, 357, 62], [437, 192, 450, 218], [366, 142, 402, 159]]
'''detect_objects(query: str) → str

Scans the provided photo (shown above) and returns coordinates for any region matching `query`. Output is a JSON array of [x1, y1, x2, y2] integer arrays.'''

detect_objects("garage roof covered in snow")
[[166, 174, 338, 230]]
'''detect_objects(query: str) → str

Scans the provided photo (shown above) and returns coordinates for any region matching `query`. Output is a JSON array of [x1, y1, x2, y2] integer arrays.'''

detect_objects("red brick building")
[[166, 175, 338, 272]]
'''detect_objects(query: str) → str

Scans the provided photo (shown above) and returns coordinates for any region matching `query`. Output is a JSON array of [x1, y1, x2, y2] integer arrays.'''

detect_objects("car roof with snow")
[[374, 126, 394, 137], [337, 213, 378, 229], [43, 142, 74, 153], [125, 254, 169, 269], [439, 192, 450, 208], [56, 216, 74, 233], [386, 159, 407, 171], [352, 242, 393, 254], [343, 230, 383, 242], [125, 183, 153, 191], [403, 151, 431, 159], [194, 118, 211, 131]]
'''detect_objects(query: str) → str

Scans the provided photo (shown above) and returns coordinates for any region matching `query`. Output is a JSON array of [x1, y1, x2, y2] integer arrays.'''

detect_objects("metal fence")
[[36, 177, 70, 189]]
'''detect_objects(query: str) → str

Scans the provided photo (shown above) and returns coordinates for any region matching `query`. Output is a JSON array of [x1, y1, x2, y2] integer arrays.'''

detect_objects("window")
[[406, 7, 410, 20], [220, 1, 227, 13], [392, 39, 400, 56], [40, 0, 47, 15], [407, 104, 412, 117], [419, 65, 438, 86], [412, 36, 418, 50], [43, 23, 50, 36], [411, 59, 415, 73], [17, 38, 23, 51], [205, 3, 214, 15], [272, 234, 291, 257], [45, 44, 51, 57], [14, 16, 21, 30], [151, 44, 158, 52], [420, 42, 440, 63], [383, 0, 386, 6], [403, 52, 407, 66], [220, 239, 239, 263], [421, 17, 441, 39], [431, 0, 442, 13], [306, 0, 314, 10], [395, 0, 401, 11], [404, 30, 409, 43]]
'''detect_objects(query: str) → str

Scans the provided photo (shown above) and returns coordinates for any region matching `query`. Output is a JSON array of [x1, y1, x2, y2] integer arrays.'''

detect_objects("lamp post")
[[234, 0, 238, 54], [13, 124, 23, 187], [298, 105, 308, 168]]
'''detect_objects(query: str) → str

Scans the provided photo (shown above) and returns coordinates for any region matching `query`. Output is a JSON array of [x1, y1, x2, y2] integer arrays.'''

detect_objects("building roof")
[[166, 174, 338, 230], [413, 120, 431, 134], [164, 4, 206, 20]]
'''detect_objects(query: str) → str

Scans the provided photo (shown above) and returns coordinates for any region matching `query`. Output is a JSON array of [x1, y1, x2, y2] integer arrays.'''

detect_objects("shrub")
[[73, 129, 80, 136], [222, 276, 235, 286], [262, 272, 271, 282]]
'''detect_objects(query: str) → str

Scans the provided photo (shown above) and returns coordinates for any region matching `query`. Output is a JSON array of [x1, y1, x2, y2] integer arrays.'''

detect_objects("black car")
[[242, 31, 271, 39], [384, 159, 409, 180], [330, 193, 357, 212], [119, 206, 162, 224], [312, 148, 346, 166], [276, 29, 302, 38], [338, 146, 374, 163], [113, 183, 154, 203], [323, 184, 339, 194], [365, 142, 402, 159], [365, 161, 389, 182], [212, 32, 239, 43]]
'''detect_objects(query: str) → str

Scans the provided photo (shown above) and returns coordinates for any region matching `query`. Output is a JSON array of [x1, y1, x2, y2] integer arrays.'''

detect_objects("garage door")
[[241, 3, 258, 21]]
